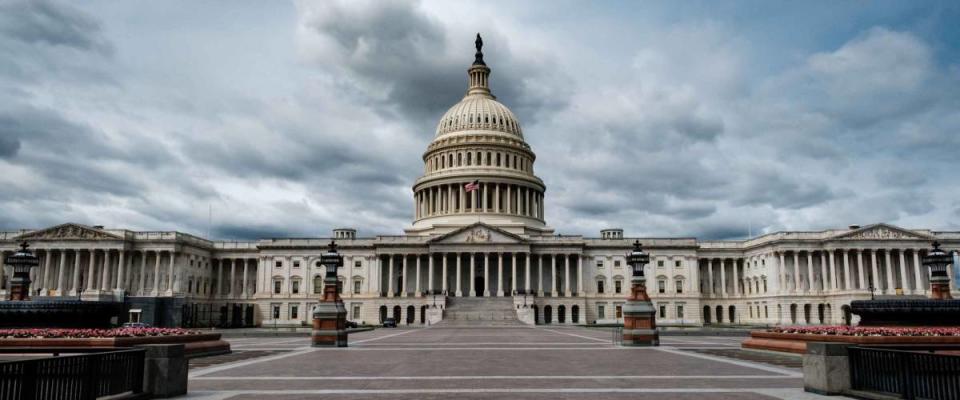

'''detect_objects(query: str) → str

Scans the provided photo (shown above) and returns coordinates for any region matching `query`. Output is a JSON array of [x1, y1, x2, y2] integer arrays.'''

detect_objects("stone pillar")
[[804, 252, 812, 293], [470, 253, 476, 297], [912, 250, 923, 294], [388, 255, 394, 297], [828, 250, 836, 292], [71, 250, 82, 295], [456, 253, 462, 297], [40, 250, 52, 293], [428, 254, 434, 293], [734, 257, 741, 295], [442, 253, 448, 294], [57, 250, 67, 295], [842, 250, 851, 291], [484, 253, 490, 296], [551, 254, 557, 296], [884, 250, 894, 294], [402, 254, 409, 297], [242, 258, 249, 297], [791, 252, 799, 293], [87, 250, 97, 291], [857, 250, 865, 290], [537, 255, 544, 296], [526, 253, 532, 294], [870, 250, 879, 292], [563, 254, 570, 296], [719, 258, 727, 296], [497, 253, 504, 296], [415, 255, 421, 296], [228, 258, 236, 298], [802, 343, 851, 396], [138, 344, 189, 397], [898, 250, 907, 292], [512, 253, 518, 295], [167, 252, 176, 295]]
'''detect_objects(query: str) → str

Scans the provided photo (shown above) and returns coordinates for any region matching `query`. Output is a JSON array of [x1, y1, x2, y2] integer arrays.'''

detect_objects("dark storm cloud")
[[0, 0, 111, 53]]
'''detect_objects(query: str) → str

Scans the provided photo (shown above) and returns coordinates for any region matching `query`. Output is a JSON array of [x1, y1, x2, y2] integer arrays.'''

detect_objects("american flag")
[[464, 180, 480, 192]]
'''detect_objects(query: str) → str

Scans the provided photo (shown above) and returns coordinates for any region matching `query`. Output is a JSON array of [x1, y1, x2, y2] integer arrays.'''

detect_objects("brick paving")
[[180, 326, 830, 399]]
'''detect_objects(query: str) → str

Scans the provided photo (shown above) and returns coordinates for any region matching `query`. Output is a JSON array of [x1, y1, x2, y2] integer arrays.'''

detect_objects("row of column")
[[702, 258, 749, 297], [775, 248, 932, 295], [214, 258, 257, 299], [379, 253, 581, 298], [415, 182, 544, 220]]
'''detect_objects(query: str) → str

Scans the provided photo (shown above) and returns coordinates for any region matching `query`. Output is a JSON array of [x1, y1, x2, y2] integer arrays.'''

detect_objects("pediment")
[[429, 223, 526, 245], [16, 223, 122, 241], [833, 223, 932, 241]]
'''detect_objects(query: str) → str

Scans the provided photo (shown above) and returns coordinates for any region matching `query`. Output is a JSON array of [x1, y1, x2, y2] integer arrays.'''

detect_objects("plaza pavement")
[[182, 326, 835, 399]]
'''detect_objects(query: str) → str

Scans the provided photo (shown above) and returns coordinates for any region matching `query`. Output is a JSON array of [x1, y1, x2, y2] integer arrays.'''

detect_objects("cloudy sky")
[[1, 1, 958, 240]]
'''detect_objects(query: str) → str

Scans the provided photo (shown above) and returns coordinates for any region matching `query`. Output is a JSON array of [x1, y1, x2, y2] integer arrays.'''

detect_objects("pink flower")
[[0, 327, 200, 339], [767, 326, 960, 337]]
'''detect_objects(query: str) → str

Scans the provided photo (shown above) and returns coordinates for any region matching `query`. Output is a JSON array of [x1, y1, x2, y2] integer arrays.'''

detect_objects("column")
[[138, 252, 147, 295], [456, 252, 462, 296], [57, 250, 67, 294], [507, 185, 512, 214], [577, 255, 584, 296], [242, 258, 250, 297], [856, 250, 865, 290], [778, 252, 786, 294], [495, 184, 500, 213], [720, 258, 728, 296], [152, 251, 161, 295], [884, 250, 894, 293], [512, 253, 518, 295], [734, 258, 741, 295], [72, 250, 82, 295], [842, 250, 851, 290], [484, 253, 490, 296], [470, 253, 476, 296], [563, 254, 570, 296], [427, 254, 434, 293], [497, 253, 504, 296], [537, 255, 543, 296], [817, 252, 826, 292], [388, 255, 394, 297], [402, 254, 409, 297], [912, 250, 923, 294], [167, 252, 176, 294], [526, 253, 532, 293], [40, 250, 51, 292], [791, 252, 799, 292], [707, 259, 714, 295], [826, 250, 836, 292], [802, 252, 812, 293], [416, 255, 421, 296], [117, 249, 127, 290], [551, 255, 557, 296], [870, 250, 879, 292], [898, 250, 907, 292], [85, 250, 96, 291], [442, 253, 448, 293]]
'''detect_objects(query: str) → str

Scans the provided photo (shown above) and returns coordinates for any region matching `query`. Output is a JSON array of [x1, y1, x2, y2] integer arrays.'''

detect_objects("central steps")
[[435, 297, 525, 326]]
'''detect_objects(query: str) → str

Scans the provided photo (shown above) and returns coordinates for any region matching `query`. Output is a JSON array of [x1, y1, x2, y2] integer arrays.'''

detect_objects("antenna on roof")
[[207, 204, 212, 239]]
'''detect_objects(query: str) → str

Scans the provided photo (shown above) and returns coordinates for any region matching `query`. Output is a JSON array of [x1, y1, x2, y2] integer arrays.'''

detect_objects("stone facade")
[[2, 38, 958, 328]]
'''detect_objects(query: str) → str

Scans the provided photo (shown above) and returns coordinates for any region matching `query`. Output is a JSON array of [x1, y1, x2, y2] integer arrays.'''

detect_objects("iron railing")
[[849, 346, 960, 400], [0, 348, 145, 400]]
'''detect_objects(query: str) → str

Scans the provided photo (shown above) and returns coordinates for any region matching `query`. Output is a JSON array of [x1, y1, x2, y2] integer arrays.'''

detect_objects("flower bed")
[[0, 328, 199, 339], [768, 326, 960, 337], [0, 328, 229, 358], [743, 326, 960, 354]]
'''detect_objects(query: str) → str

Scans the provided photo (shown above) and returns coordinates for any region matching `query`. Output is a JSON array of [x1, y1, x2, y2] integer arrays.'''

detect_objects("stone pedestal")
[[802, 342, 850, 396], [622, 277, 659, 346], [311, 301, 347, 347], [516, 306, 535, 325], [426, 306, 443, 325], [138, 343, 188, 398]]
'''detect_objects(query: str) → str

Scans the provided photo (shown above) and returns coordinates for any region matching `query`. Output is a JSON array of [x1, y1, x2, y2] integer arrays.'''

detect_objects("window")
[[675, 280, 683, 293], [675, 260, 681, 267], [614, 260, 621, 267], [337, 279, 343, 295], [313, 276, 323, 294], [273, 280, 281, 294], [615, 305, 623, 319], [353, 280, 361, 294], [291, 305, 299, 319], [657, 260, 664, 267], [354, 260, 362, 268], [293, 261, 300, 268], [597, 305, 605, 319], [596, 260, 604, 268], [292, 280, 300, 294], [275, 260, 282, 268], [764, 305, 769, 318], [272, 305, 280, 319], [658, 280, 666, 294], [614, 280, 622, 294], [763, 279, 768, 293], [352, 304, 361, 319], [677, 305, 684, 319], [659, 305, 666, 318], [597, 280, 605, 294]]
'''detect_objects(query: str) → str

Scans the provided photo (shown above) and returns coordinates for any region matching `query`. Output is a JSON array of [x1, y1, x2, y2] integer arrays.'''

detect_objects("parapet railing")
[[0, 347, 145, 400], [849, 345, 960, 400]]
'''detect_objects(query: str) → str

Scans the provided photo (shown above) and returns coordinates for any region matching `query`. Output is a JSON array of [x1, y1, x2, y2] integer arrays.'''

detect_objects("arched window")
[[457, 153, 462, 166], [313, 275, 323, 294], [467, 152, 472, 166]]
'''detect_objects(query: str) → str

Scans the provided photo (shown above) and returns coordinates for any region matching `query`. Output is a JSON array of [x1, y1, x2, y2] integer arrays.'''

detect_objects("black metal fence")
[[849, 346, 960, 400], [0, 348, 145, 400]]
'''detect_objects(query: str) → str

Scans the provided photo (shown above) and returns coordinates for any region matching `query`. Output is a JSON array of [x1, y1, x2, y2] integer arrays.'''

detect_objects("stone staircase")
[[435, 297, 525, 326]]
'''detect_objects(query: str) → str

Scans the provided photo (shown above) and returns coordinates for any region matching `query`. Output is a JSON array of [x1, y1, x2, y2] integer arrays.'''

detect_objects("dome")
[[434, 95, 523, 138]]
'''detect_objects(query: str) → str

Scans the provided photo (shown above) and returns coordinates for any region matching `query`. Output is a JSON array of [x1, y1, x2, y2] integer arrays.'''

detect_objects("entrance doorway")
[[474, 276, 485, 296], [543, 305, 553, 324], [558, 305, 566, 323]]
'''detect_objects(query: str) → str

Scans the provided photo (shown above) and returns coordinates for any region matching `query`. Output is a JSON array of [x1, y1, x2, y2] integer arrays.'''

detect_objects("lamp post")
[[311, 240, 348, 347], [4, 241, 39, 301], [621, 240, 659, 346], [922, 241, 953, 300]]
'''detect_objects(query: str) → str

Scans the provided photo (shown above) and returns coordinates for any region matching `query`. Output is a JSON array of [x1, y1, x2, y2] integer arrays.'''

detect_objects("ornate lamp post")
[[311, 240, 348, 347], [621, 240, 659, 346], [5, 242, 40, 301], [922, 241, 953, 300]]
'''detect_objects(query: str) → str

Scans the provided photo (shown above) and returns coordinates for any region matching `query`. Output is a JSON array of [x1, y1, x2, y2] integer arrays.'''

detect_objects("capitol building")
[[2, 38, 958, 328]]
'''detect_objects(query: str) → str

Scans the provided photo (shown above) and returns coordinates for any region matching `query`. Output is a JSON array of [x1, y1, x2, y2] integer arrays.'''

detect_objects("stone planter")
[[743, 330, 960, 354], [0, 333, 230, 358]]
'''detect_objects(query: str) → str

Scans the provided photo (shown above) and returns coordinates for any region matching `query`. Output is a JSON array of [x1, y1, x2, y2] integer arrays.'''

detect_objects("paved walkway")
[[182, 326, 832, 399]]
